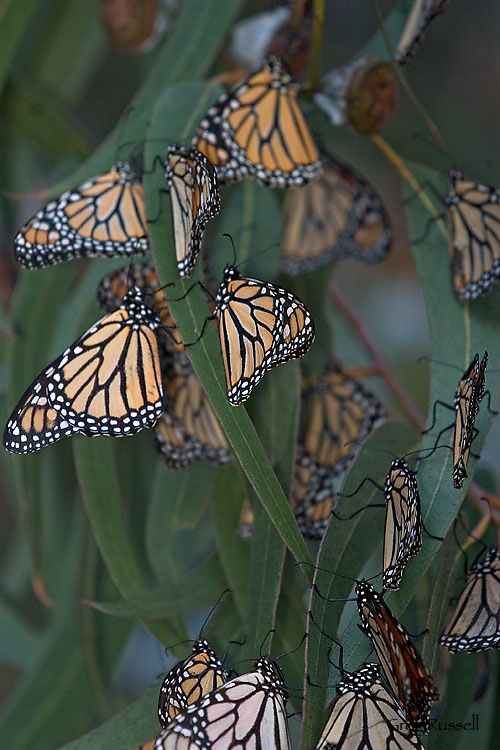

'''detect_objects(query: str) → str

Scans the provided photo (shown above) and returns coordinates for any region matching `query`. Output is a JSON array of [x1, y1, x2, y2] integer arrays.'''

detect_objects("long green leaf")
[[301, 421, 419, 750], [145, 80, 313, 575], [47, 0, 246, 196], [86, 553, 227, 620], [0, 0, 40, 94]]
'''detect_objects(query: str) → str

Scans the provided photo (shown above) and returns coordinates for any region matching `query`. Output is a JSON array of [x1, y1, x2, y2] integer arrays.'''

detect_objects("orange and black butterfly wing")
[[44, 287, 164, 436], [291, 367, 384, 539], [192, 96, 237, 181], [440, 546, 500, 652], [445, 170, 500, 301], [14, 161, 149, 268], [383, 458, 422, 590], [193, 56, 321, 187], [166, 145, 221, 278], [97, 261, 183, 353], [281, 155, 391, 275], [3, 370, 79, 454], [290, 448, 337, 540], [356, 580, 439, 732], [157, 639, 229, 726], [452, 352, 487, 488], [154, 657, 290, 750], [215, 266, 314, 405], [154, 352, 231, 468]]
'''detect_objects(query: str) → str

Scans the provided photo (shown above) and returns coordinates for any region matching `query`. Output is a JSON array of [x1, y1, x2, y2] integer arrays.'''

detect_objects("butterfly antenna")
[[198, 588, 233, 638], [274, 632, 308, 662], [114, 102, 138, 162], [223, 233, 238, 266], [164, 638, 192, 655], [235, 240, 281, 272], [222, 634, 247, 664], [259, 628, 275, 657], [410, 132, 455, 170], [417, 355, 463, 372]]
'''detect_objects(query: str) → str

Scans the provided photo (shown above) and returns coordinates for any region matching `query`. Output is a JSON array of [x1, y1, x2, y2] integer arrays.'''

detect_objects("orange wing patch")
[[215, 265, 314, 405], [14, 161, 149, 268], [192, 56, 321, 187]]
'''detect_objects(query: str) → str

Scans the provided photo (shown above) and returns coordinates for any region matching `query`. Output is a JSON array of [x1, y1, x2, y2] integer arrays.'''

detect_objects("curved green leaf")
[[144, 80, 313, 575]]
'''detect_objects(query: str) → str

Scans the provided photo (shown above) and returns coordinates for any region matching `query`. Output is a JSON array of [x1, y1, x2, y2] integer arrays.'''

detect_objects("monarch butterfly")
[[214, 265, 315, 405], [452, 352, 487, 489], [291, 366, 385, 539], [155, 351, 232, 468], [3, 286, 164, 453], [97, 264, 231, 467], [192, 55, 322, 187], [96, 261, 183, 351], [158, 639, 229, 726], [153, 657, 290, 750], [440, 546, 500, 652], [356, 579, 439, 732], [383, 458, 422, 590], [395, 0, 453, 65], [166, 144, 221, 278], [14, 161, 149, 268], [280, 154, 391, 276], [316, 662, 424, 750], [445, 170, 500, 301]]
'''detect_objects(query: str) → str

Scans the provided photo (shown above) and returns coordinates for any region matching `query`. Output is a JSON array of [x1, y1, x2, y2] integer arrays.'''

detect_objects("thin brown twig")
[[328, 281, 426, 431]]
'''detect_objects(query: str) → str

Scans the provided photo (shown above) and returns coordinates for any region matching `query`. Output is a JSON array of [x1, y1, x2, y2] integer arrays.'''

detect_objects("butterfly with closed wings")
[[166, 144, 221, 278], [356, 580, 439, 732], [316, 662, 424, 750], [440, 546, 500, 652], [445, 170, 500, 302]]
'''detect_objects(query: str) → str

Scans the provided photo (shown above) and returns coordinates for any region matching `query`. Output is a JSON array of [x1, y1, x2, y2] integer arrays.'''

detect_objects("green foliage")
[[1, 2, 500, 750]]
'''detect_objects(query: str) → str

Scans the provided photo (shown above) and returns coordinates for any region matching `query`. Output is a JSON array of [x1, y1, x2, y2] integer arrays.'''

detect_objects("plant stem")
[[310, 0, 325, 89], [328, 281, 426, 431], [371, 133, 447, 239]]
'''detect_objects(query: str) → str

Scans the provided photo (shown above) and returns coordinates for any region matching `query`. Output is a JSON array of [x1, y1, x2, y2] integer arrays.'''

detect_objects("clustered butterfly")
[[4, 18, 500, 747]]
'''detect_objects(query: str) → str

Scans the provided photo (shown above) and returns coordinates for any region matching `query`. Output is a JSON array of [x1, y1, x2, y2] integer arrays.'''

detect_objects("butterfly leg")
[[421, 520, 443, 542], [483, 390, 498, 416], [337, 476, 384, 499], [409, 214, 444, 246], [422, 399, 454, 434], [183, 314, 217, 347], [332, 502, 384, 521]]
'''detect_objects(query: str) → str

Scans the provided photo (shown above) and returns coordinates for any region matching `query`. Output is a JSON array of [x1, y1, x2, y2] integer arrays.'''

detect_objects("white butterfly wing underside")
[[317, 665, 424, 750], [154, 667, 291, 750]]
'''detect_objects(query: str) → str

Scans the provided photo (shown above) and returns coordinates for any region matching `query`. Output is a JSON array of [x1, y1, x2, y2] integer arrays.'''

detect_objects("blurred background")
[[1, 0, 500, 746]]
